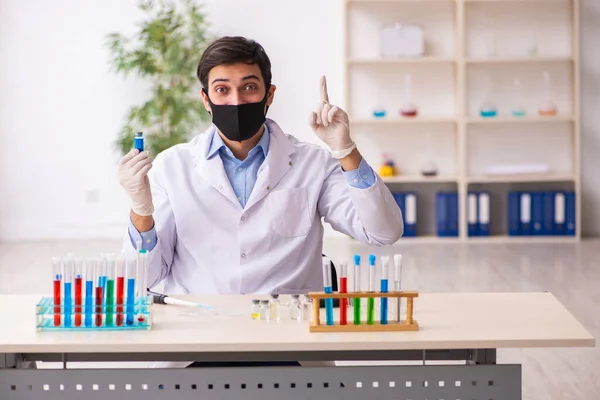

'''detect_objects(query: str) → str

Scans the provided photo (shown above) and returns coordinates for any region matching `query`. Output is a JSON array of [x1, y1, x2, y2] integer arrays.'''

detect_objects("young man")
[[118, 36, 403, 295]]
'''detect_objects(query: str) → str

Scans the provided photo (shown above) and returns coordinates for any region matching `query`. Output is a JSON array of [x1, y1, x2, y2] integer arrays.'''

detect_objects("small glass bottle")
[[260, 300, 269, 320], [251, 299, 261, 320], [301, 295, 313, 322], [269, 294, 280, 322], [290, 294, 302, 320]]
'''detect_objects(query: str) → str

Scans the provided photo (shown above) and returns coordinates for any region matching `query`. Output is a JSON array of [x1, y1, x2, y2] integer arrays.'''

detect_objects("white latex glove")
[[118, 149, 154, 216], [309, 75, 356, 159]]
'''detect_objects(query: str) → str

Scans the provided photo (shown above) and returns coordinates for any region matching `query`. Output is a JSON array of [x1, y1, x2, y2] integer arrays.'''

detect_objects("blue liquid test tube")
[[134, 132, 144, 152], [84, 258, 95, 327], [380, 256, 390, 325], [126, 253, 137, 326], [322, 256, 334, 326], [63, 256, 74, 328]]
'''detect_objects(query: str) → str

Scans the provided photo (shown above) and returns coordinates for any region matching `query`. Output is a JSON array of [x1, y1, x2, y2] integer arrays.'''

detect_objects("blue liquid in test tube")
[[84, 258, 95, 327], [134, 132, 144, 152], [63, 257, 74, 328], [322, 257, 334, 326], [126, 255, 136, 325], [380, 256, 390, 325]]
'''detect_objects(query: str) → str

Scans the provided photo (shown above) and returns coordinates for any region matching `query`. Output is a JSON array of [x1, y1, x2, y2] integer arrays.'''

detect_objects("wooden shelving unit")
[[344, 0, 580, 242]]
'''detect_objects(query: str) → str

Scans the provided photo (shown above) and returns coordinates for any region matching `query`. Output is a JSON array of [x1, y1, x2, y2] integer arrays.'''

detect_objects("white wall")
[[0, 0, 344, 241], [1, 0, 599, 241]]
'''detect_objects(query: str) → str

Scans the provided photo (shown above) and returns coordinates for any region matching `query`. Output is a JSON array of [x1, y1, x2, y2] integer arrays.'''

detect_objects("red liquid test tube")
[[340, 260, 348, 325], [95, 259, 104, 327], [116, 254, 125, 326], [74, 258, 83, 327], [52, 257, 62, 327]]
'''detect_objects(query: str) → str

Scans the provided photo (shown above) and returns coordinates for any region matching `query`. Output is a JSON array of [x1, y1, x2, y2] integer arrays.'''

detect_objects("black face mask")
[[203, 88, 269, 142]]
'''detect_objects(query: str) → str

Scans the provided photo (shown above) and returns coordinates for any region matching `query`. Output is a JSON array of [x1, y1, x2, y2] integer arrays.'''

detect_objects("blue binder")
[[565, 191, 576, 236], [478, 192, 490, 236], [403, 192, 417, 237], [393, 192, 407, 235], [554, 192, 566, 236], [542, 192, 555, 235], [436, 192, 448, 237], [447, 192, 459, 237], [520, 192, 532, 236], [467, 192, 479, 237], [531, 192, 544, 236], [508, 192, 521, 236]]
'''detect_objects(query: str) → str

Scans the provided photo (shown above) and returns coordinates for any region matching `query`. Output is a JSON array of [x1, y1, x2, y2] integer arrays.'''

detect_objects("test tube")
[[99, 256, 108, 303], [126, 253, 137, 325], [84, 258, 94, 327], [367, 254, 376, 325], [394, 254, 403, 322], [52, 257, 62, 327], [105, 254, 116, 327], [95, 257, 104, 327], [380, 256, 390, 325], [116, 254, 126, 327], [353, 255, 361, 325], [134, 132, 144, 152], [63, 256, 74, 328], [74, 258, 83, 327], [322, 256, 334, 326], [339, 259, 348, 325], [137, 249, 148, 323]]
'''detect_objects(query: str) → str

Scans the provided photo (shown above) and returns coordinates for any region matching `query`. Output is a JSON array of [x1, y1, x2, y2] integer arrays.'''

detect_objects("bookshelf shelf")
[[345, 0, 580, 241]]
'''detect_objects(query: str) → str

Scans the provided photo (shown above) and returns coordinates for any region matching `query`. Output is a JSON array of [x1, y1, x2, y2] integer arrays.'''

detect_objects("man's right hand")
[[118, 149, 154, 216]]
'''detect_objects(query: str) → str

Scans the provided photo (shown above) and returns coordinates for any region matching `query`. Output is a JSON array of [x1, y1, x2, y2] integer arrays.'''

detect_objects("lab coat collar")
[[194, 118, 295, 210]]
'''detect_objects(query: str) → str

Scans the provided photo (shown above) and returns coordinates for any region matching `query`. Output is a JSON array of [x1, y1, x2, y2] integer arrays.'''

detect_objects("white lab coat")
[[122, 118, 403, 295]]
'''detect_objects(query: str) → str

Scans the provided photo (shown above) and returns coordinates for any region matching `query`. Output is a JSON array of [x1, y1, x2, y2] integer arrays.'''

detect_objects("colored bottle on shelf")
[[372, 106, 387, 119], [400, 74, 418, 118], [538, 72, 558, 117], [479, 75, 498, 118], [512, 77, 527, 117]]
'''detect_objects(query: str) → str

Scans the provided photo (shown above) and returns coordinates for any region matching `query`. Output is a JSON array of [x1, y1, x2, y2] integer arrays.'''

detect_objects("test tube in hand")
[[322, 257, 334, 326], [394, 254, 403, 322]]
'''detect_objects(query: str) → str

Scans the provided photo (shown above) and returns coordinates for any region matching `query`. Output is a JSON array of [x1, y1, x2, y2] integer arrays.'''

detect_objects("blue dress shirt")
[[128, 125, 377, 251]]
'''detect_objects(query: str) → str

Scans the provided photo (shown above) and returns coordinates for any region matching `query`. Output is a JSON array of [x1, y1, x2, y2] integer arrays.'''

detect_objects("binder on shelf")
[[435, 192, 448, 237], [542, 192, 555, 235], [467, 192, 479, 237], [447, 192, 459, 237], [478, 192, 490, 236], [531, 192, 544, 236], [507, 191, 520, 236], [554, 192, 566, 235], [520, 193, 532, 236], [565, 191, 576, 236], [404, 193, 418, 237]]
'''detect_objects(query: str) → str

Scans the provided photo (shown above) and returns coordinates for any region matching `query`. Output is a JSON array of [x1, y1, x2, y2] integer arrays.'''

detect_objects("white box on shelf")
[[380, 24, 424, 58]]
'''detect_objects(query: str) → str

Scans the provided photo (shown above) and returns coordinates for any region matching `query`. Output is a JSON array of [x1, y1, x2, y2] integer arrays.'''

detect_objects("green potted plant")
[[106, 0, 212, 156]]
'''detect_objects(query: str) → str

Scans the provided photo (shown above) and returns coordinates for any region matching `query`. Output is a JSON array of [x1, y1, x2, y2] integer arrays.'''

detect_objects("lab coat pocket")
[[268, 187, 311, 237]]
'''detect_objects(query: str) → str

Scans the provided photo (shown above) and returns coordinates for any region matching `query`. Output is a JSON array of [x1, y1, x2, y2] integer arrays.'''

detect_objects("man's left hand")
[[309, 76, 356, 159]]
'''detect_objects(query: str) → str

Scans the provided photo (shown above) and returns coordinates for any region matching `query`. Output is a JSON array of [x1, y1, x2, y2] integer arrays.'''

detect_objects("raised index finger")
[[320, 75, 329, 103]]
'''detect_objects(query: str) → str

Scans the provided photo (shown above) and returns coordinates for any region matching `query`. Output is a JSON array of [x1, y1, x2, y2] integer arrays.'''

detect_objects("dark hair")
[[197, 36, 272, 90]]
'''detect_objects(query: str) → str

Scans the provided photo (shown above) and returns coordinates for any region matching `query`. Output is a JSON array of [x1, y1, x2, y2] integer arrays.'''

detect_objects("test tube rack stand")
[[307, 291, 419, 333]]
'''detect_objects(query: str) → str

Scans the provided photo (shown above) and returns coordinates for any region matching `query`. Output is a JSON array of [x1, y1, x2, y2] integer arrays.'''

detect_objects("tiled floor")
[[1, 237, 598, 399]]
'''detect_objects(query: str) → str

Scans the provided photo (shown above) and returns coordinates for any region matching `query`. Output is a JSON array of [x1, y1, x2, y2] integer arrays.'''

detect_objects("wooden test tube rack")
[[307, 291, 419, 333]]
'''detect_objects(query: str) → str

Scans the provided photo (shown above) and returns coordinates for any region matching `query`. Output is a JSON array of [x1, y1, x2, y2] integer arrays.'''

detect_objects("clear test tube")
[[74, 258, 83, 327], [52, 257, 62, 327], [322, 257, 334, 326], [137, 250, 149, 323], [352, 255, 361, 325], [105, 254, 116, 327], [394, 254, 403, 322], [63, 256, 74, 328], [84, 258, 95, 327], [380, 256, 389, 325], [116, 254, 126, 326], [126, 253, 137, 326]]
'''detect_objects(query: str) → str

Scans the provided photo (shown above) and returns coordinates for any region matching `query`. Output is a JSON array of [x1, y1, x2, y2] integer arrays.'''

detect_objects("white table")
[[0, 292, 594, 400]]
